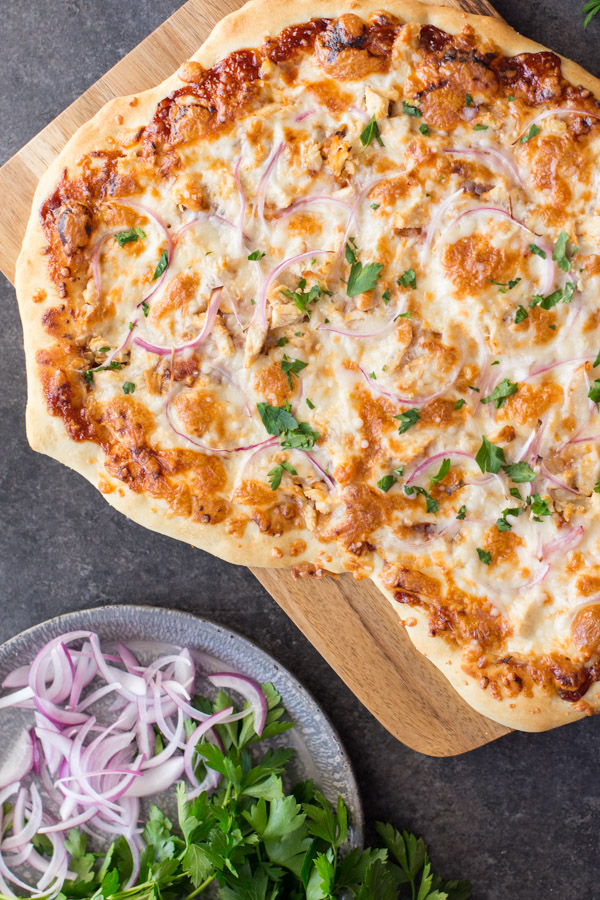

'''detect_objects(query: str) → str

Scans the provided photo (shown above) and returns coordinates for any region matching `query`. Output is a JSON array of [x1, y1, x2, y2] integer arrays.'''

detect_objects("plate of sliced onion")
[[0, 605, 362, 897]]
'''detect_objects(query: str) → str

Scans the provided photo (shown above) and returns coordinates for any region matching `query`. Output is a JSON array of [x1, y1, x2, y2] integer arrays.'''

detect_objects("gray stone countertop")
[[1, 3, 599, 897]]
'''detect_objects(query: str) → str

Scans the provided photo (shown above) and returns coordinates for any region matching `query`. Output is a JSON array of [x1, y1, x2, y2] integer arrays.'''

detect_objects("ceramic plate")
[[0, 604, 363, 845]]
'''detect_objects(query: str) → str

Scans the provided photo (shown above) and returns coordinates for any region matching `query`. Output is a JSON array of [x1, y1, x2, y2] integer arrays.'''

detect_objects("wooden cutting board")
[[0, 0, 511, 755]]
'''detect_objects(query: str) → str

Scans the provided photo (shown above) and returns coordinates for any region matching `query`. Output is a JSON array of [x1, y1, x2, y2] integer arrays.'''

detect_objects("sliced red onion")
[[124, 757, 184, 798], [542, 525, 585, 560], [0, 686, 35, 711], [89, 634, 146, 700], [2, 667, 31, 690], [405, 451, 473, 485], [207, 673, 268, 736], [90, 320, 138, 375], [358, 360, 462, 408], [525, 356, 593, 381], [295, 109, 316, 122], [183, 707, 233, 789], [517, 563, 551, 592], [461, 106, 478, 122], [256, 248, 332, 330], [423, 188, 464, 252], [2, 785, 43, 851], [90, 228, 128, 301], [340, 170, 406, 256], [318, 308, 401, 340], [539, 464, 583, 496], [276, 196, 352, 225], [234, 156, 246, 253], [38, 807, 98, 835], [294, 451, 336, 491], [443, 147, 524, 187], [124, 835, 142, 890], [515, 107, 600, 143], [255, 142, 284, 227], [205, 364, 252, 418], [134, 287, 222, 357], [0, 730, 35, 791]]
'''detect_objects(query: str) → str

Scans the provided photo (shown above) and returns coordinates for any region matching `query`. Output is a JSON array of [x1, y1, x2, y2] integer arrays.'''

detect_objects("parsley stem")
[[183, 876, 216, 899]]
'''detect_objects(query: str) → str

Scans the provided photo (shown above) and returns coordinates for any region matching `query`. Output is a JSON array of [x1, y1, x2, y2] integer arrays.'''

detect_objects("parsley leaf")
[[529, 288, 563, 310], [280, 421, 319, 450], [465, 93, 474, 107], [306, 397, 315, 409], [475, 436, 506, 474], [360, 115, 384, 147], [502, 461, 536, 482], [552, 231, 572, 272], [248, 250, 265, 261], [588, 379, 600, 406], [429, 458, 451, 487], [141, 300, 149, 317], [122, 381, 135, 395], [377, 474, 397, 493], [397, 268, 417, 289], [404, 485, 439, 514], [257, 403, 298, 436], [280, 355, 307, 389], [476, 548, 492, 565], [281, 280, 329, 317], [402, 101, 422, 117], [530, 493, 551, 517], [114, 226, 145, 247], [395, 409, 420, 434], [529, 243, 547, 259], [563, 281, 576, 303], [454, 398, 466, 410], [520, 123, 541, 143], [481, 378, 518, 409], [345, 244, 383, 297], [515, 305, 528, 324], [496, 516, 512, 531], [152, 250, 169, 281], [473, 124, 489, 131], [419, 123, 430, 136], [456, 505, 467, 520], [267, 461, 297, 491]]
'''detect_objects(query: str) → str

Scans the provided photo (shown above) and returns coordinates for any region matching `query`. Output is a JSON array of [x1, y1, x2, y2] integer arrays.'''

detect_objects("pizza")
[[15, 0, 600, 732]]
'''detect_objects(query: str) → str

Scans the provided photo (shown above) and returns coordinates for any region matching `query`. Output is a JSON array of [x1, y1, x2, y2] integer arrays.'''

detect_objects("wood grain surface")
[[0, 0, 510, 754]]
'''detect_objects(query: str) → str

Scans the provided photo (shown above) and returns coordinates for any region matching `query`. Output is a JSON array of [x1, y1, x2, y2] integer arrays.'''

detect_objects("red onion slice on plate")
[[207, 673, 268, 736]]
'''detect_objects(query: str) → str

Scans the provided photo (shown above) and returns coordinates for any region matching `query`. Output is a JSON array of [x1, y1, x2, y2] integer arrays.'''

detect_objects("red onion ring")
[[515, 107, 600, 144], [133, 286, 222, 357], [443, 147, 524, 187], [255, 142, 284, 227], [255, 248, 332, 330], [358, 360, 462, 408], [542, 525, 585, 560]]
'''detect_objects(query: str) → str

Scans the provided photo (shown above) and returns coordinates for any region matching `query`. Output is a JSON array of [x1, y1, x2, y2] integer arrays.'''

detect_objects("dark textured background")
[[1, 3, 599, 897]]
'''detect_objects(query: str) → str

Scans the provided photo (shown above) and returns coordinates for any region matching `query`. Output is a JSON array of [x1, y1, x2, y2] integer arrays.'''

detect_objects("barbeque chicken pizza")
[[15, 0, 600, 730]]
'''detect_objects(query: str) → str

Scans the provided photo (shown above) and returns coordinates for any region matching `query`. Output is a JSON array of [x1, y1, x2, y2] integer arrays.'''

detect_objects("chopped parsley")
[[152, 250, 169, 281], [529, 288, 563, 310], [465, 93, 474, 107], [454, 398, 466, 410], [257, 403, 319, 451], [248, 250, 265, 261], [489, 277, 521, 293], [281, 278, 330, 317], [397, 268, 417, 289], [419, 123, 430, 136], [476, 548, 492, 565], [141, 301, 149, 317], [496, 517, 512, 532], [280, 354, 307, 389], [508, 94, 515, 102], [395, 409, 420, 434], [306, 397, 315, 409], [345, 243, 383, 297], [473, 124, 489, 131], [402, 101, 422, 118], [502, 461, 536, 483], [370, 202, 380, 210], [404, 484, 438, 514], [475, 436, 506, 474], [588, 379, 600, 406], [520, 123, 541, 144], [529, 243, 547, 259], [382, 289, 391, 304], [267, 461, 297, 491], [377, 474, 397, 493], [594, 349, 600, 368], [510, 487, 523, 500], [456, 505, 467, 520], [114, 226, 145, 247], [563, 282, 576, 303], [552, 231, 573, 273], [429, 457, 451, 487], [481, 378, 518, 409], [83, 370, 94, 387], [98, 346, 110, 353], [122, 381, 135, 394], [530, 494, 551, 517], [393, 465, 405, 477], [277, 337, 287, 347], [594, 479, 600, 492], [515, 305, 529, 324], [360, 115, 384, 148]]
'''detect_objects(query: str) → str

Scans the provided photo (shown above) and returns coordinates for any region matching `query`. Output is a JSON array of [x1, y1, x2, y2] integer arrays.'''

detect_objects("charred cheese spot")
[[253, 360, 295, 405], [499, 381, 563, 425], [576, 574, 600, 597], [443, 234, 518, 293], [521, 134, 589, 209], [103, 397, 155, 448], [483, 527, 523, 566], [571, 605, 600, 654], [148, 272, 199, 326], [174, 388, 227, 440]]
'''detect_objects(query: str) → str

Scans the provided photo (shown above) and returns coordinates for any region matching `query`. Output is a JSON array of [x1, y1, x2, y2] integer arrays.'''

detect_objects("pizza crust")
[[15, 0, 600, 731]]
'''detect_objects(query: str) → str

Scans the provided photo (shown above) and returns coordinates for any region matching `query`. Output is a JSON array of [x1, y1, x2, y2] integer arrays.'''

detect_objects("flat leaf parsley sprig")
[[20, 685, 471, 900]]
